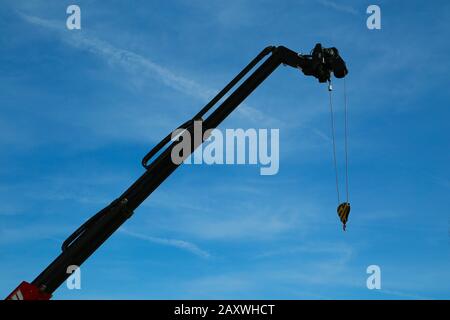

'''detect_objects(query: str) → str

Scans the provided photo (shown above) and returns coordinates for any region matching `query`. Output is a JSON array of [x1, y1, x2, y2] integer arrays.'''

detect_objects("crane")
[[6, 43, 348, 300]]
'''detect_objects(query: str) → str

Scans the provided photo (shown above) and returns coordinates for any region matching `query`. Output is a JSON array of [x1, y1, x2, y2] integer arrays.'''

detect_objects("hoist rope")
[[328, 83, 341, 205], [328, 79, 350, 206], [343, 78, 350, 203]]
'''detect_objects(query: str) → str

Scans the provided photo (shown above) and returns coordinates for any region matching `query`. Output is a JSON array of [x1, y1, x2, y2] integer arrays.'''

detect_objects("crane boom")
[[6, 44, 348, 300]]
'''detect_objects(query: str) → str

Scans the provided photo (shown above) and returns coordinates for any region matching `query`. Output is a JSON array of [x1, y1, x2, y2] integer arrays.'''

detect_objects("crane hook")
[[337, 202, 351, 231]]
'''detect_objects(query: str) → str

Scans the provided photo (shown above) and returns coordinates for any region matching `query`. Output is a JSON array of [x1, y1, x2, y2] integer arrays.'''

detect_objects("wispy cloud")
[[316, 0, 358, 15], [142, 194, 318, 241], [20, 14, 213, 98], [380, 289, 433, 300], [19, 13, 282, 128], [136, 175, 332, 242], [119, 228, 210, 259], [183, 273, 254, 298], [180, 242, 358, 298], [0, 224, 70, 245], [254, 242, 353, 260]]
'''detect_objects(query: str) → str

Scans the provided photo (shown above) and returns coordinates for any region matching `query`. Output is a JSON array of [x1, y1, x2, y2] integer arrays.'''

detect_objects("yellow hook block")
[[337, 202, 351, 231]]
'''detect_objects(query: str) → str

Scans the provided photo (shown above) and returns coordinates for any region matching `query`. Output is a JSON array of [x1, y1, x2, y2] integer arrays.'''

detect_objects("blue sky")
[[0, 0, 449, 299]]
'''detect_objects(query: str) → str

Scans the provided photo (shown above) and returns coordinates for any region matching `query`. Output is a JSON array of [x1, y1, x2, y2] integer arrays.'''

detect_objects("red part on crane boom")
[[6, 281, 52, 300]]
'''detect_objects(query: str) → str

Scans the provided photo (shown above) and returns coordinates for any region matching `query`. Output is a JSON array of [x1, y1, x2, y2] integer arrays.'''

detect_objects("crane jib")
[[7, 44, 349, 298]]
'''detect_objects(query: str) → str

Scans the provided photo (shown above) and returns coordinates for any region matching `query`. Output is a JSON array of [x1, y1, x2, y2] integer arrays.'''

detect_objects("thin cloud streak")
[[20, 14, 213, 99], [381, 289, 433, 300], [316, 0, 358, 15], [119, 229, 211, 259], [20, 14, 282, 127]]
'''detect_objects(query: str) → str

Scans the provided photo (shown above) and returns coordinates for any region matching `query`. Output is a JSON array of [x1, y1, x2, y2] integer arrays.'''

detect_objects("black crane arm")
[[6, 44, 347, 300]]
